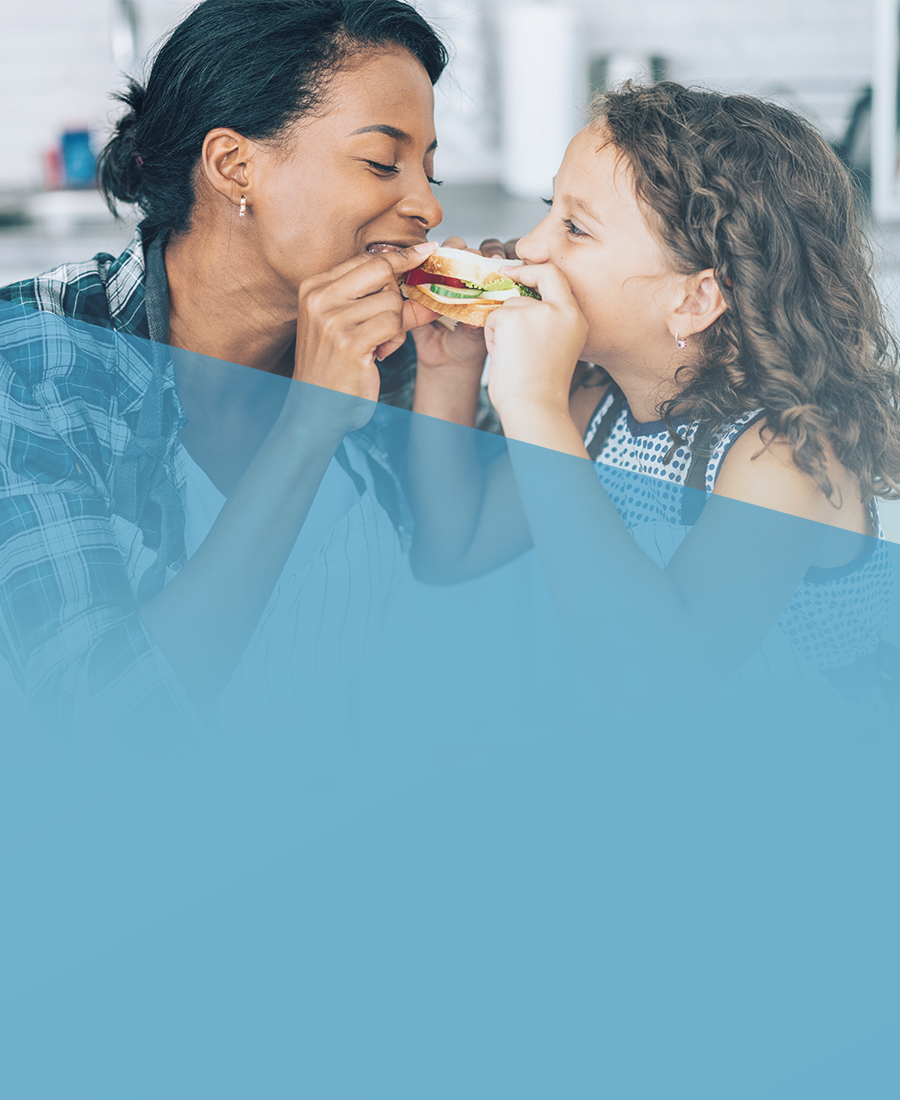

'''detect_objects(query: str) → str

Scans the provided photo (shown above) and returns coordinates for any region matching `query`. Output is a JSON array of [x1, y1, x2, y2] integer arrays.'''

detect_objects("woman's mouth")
[[365, 241, 422, 253]]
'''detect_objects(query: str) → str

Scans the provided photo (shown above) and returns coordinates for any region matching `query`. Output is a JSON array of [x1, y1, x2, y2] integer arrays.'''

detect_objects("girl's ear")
[[669, 269, 727, 339], [198, 128, 253, 214]]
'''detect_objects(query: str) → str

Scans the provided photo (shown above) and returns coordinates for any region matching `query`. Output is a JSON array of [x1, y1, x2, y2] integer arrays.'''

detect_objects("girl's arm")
[[486, 263, 836, 705]]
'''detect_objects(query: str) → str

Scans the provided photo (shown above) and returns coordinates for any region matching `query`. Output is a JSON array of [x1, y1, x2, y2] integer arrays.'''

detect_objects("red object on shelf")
[[43, 147, 64, 191]]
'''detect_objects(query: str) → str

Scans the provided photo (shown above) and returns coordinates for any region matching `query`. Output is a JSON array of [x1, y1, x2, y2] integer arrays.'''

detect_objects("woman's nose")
[[400, 176, 443, 231]]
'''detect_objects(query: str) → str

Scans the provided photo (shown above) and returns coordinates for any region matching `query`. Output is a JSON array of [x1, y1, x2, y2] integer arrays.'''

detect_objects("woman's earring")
[[239, 195, 247, 218], [675, 332, 687, 350]]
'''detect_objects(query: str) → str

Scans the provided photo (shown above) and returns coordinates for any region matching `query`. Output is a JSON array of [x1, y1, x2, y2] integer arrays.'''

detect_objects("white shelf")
[[873, 0, 900, 221]]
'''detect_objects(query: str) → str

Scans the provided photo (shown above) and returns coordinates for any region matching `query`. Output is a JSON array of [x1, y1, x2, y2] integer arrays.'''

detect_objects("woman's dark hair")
[[591, 81, 900, 502], [98, 0, 447, 240]]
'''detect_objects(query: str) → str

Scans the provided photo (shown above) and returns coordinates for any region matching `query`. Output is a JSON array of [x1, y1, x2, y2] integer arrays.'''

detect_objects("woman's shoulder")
[[0, 229, 156, 394], [1, 254, 114, 327], [0, 227, 148, 337], [0, 229, 174, 491]]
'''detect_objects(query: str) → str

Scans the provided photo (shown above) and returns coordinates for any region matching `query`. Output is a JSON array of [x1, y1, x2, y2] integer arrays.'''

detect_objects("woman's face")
[[516, 125, 684, 378], [247, 46, 443, 293]]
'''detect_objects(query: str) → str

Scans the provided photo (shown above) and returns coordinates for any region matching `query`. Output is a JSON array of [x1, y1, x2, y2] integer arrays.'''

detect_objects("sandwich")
[[401, 246, 539, 328]]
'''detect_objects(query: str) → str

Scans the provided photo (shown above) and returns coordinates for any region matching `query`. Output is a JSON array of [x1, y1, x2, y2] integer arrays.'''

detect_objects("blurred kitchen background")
[[3, 0, 900, 537]]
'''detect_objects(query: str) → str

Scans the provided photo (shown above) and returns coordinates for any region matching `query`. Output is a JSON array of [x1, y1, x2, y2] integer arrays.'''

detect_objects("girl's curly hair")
[[592, 81, 900, 502]]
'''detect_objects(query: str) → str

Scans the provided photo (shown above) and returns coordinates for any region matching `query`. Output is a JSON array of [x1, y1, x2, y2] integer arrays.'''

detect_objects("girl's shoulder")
[[715, 420, 872, 538]]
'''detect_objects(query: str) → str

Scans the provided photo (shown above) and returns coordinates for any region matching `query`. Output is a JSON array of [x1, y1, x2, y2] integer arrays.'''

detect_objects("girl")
[[409, 82, 900, 722]]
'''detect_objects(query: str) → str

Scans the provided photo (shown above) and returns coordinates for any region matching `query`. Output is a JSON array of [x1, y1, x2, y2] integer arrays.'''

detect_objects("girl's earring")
[[675, 332, 687, 350], [239, 195, 247, 218]]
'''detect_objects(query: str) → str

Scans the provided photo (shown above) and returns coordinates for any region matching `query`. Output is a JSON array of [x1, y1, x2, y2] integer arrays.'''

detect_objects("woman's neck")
[[163, 227, 297, 378]]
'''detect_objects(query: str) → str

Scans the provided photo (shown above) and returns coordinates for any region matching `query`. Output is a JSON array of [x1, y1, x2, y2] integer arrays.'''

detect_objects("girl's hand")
[[293, 242, 437, 431], [484, 262, 588, 423]]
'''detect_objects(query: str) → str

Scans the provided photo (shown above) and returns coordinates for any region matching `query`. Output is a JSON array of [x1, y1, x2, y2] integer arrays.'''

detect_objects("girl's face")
[[247, 46, 443, 295], [516, 125, 685, 379]]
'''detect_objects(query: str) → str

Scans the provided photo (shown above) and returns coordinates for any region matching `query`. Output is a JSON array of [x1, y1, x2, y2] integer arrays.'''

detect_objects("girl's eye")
[[563, 218, 588, 239], [541, 197, 553, 207], [428, 177, 443, 187]]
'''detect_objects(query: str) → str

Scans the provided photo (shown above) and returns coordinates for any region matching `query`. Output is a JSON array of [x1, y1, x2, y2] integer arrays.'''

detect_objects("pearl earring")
[[239, 195, 247, 218]]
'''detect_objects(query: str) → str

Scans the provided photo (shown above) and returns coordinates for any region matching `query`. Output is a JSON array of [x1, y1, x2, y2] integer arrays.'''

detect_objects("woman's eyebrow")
[[350, 124, 438, 153]]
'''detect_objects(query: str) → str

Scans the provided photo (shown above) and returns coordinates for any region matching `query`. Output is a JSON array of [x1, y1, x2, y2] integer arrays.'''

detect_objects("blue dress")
[[584, 383, 894, 718]]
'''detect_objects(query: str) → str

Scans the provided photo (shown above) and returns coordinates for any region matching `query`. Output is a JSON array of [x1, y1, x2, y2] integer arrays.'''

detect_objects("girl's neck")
[[599, 363, 686, 424]]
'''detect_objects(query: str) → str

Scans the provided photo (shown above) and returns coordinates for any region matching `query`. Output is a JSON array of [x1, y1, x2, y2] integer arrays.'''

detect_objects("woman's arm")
[[139, 246, 437, 707], [405, 238, 535, 583], [407, 318, 534, 582], [0, 245, 440, 731]]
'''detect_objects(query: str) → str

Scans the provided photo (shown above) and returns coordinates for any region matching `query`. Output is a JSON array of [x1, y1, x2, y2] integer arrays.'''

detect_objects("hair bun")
[[97, 78, 147, 208]]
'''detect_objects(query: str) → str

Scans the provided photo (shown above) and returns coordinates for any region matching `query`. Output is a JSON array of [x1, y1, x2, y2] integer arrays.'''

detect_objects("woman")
[[0, 0, 454, 737]]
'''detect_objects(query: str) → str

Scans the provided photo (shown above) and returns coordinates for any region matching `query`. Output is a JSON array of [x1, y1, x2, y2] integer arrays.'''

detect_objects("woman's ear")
[[199, 128, 253, 213], [669, 269, 728, 340]]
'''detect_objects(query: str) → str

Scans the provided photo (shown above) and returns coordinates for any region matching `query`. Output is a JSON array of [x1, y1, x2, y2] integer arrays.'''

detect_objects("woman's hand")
[[408, 236, 507, 426], [410, 236, 506, 377], [292, 242, 437, 431], [484, 261, 588, 444]]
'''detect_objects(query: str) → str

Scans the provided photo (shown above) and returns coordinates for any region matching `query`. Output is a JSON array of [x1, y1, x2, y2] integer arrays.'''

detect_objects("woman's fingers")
[[401, 298, 442, 330], [479, 237, 519, 259], [302, 242, 437, 304], [439, 235, 519, 259], [377, 298, 439, 360], [294, 250, 442, 398], [381, 241, 439, 276]]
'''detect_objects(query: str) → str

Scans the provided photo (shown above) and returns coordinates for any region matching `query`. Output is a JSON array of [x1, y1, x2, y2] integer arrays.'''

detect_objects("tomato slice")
[[404, 268, 470, 289]]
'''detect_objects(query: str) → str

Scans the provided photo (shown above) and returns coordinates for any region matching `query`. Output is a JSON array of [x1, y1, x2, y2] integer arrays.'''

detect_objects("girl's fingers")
[[500, 260, 573, 301]]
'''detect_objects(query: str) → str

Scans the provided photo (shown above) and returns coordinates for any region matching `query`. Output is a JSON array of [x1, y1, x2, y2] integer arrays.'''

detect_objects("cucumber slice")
[[427, 284, 484, 300]]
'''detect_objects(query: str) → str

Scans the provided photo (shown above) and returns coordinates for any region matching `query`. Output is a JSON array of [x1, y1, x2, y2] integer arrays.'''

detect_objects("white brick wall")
[[0, 0, 878, 189], [566, 0, 871, 87], [0, 0, 191, 190], [563, 0, 873, 140]]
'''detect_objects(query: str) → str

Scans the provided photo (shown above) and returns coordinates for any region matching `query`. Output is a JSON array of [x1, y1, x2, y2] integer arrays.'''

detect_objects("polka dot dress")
[[584, 386, 892, 675]]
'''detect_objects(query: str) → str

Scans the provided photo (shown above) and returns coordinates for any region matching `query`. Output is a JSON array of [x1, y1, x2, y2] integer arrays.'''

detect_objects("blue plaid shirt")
[[0, 227, 417, 737]]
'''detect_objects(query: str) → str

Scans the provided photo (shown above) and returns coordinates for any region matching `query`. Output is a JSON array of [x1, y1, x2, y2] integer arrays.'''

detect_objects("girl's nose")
[[516, 217, 551, 263]]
